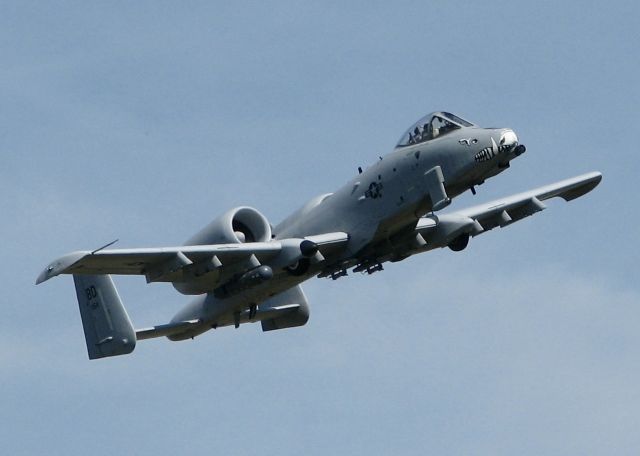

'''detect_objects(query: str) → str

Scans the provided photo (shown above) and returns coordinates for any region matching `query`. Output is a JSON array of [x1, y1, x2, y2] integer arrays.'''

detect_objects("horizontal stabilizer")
[[206, 303, 306, 331], [137, 302, 307, 340], [136, 319, 202, 340], [242, 304, 302, 327]]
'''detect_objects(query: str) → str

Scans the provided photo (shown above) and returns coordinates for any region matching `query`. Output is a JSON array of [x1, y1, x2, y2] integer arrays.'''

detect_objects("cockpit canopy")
[[396, 112, 475, 148]]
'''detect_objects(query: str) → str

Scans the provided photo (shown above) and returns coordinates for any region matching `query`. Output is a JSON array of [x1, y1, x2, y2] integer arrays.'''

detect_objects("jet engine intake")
[[185, 206, 272, 246]]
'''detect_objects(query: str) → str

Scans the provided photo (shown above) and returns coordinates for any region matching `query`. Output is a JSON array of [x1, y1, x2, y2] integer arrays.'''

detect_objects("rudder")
[[260, 285, 310, 332], [73, 274, 136, 359]]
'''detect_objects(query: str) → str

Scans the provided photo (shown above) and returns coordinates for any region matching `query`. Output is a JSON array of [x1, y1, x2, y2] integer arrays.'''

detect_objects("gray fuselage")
[[171, 120, 522, 329]]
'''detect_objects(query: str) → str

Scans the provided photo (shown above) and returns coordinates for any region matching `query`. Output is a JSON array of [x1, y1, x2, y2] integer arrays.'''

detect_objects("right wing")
[[36, 232, 349, 285]]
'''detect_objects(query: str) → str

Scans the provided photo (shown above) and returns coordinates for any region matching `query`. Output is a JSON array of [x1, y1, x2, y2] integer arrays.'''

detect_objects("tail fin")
[[73, 274, 136, 360], [260, 285, 310, 332]]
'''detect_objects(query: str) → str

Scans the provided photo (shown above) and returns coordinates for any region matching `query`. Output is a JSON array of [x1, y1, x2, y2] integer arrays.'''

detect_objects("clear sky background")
[[1, 1, 638, 455]]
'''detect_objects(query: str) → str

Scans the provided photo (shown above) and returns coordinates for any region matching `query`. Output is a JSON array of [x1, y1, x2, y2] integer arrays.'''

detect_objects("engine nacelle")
[[185, 206, 272, 246], [173, 207, 272, 295]]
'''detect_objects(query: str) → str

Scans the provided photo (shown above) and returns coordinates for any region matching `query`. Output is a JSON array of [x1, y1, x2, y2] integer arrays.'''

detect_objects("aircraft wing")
[[36, 232, 349, 285], [415, 171, 602, 248]]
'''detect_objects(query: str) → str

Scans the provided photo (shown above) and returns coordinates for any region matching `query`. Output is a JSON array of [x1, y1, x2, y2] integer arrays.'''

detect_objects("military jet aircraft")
[[37, 111, 602, 359]]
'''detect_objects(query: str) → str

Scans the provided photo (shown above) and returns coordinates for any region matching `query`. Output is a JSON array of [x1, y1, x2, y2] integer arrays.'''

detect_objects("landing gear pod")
[[448, 233, 470, 252]]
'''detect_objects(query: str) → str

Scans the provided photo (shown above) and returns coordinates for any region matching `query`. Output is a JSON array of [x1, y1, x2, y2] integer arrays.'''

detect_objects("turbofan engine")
[[185, 206, 272, 246], [172, 207, 273, 295]]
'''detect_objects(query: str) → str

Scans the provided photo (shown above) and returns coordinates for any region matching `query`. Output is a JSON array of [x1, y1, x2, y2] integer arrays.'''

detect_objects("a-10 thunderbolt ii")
[[37, 111, 602, 359]]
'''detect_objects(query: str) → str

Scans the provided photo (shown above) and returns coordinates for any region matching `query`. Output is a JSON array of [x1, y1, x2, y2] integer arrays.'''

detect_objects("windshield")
[[396, 112, 474, 148]]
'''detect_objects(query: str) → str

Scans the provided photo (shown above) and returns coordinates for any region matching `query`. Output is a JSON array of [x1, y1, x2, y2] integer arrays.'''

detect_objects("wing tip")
[[35, 251, 89, 285], [560, 171, 602, 202]]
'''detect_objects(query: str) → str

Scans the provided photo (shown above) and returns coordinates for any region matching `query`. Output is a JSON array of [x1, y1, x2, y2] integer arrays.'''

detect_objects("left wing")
[[36, 232, 349, 285], [414, 171, 602, 250]]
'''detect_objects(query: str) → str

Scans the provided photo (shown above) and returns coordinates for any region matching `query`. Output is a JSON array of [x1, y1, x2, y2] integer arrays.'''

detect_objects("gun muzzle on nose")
[[513, 144, 526, 156]]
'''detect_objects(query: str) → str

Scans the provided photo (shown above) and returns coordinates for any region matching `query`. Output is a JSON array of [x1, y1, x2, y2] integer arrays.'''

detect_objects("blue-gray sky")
[[2, 1, 639, 454]]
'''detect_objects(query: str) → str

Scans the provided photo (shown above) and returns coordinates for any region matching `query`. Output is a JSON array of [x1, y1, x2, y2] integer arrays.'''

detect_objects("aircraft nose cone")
[[499, 129, 518, 152]]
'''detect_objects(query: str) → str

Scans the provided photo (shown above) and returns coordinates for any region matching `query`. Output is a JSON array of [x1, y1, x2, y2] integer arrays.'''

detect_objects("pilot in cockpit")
[[396, 112, 475, 149], [422, 123, 430, 140], [438, 117, 455, 135]]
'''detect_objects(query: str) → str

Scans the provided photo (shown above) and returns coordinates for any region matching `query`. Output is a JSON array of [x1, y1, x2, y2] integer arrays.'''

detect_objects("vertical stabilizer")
[[73, 275, 136, 360], [260, 285, 310, 331]]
